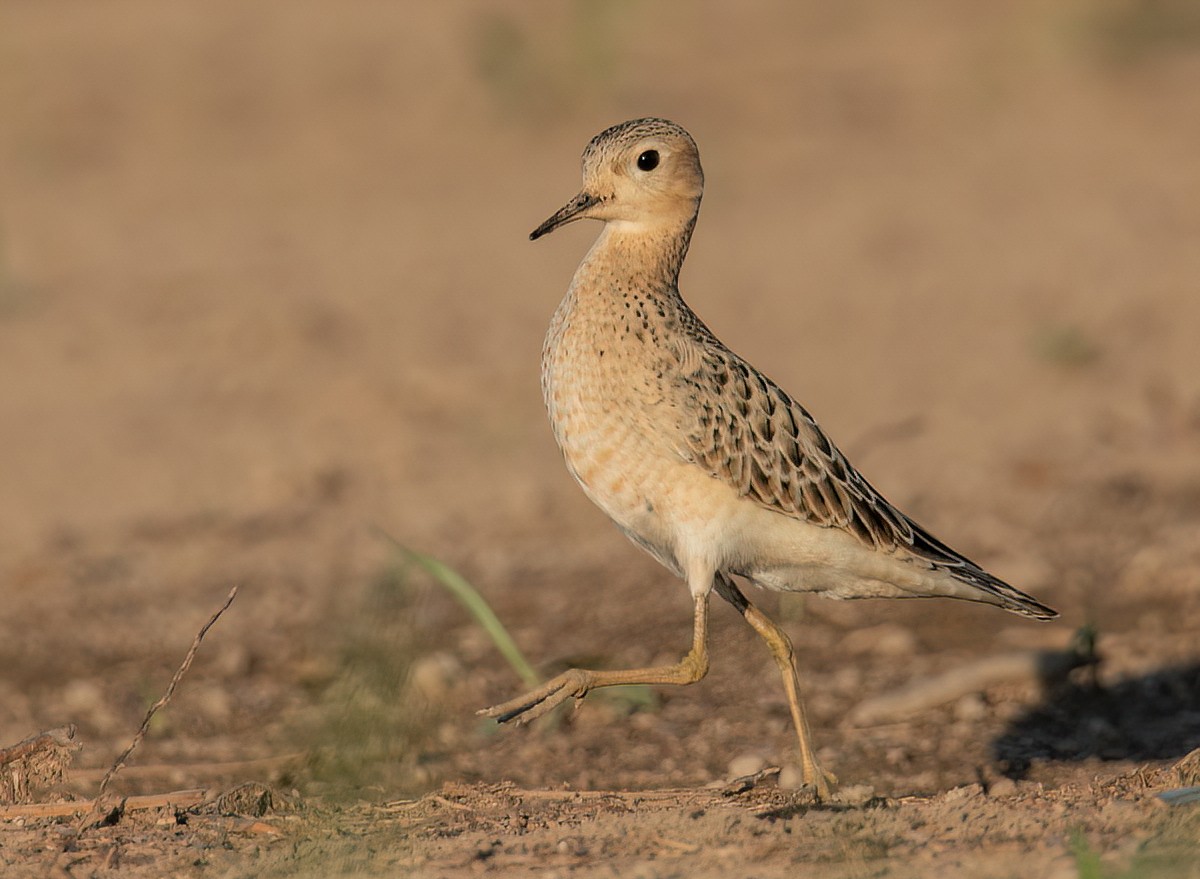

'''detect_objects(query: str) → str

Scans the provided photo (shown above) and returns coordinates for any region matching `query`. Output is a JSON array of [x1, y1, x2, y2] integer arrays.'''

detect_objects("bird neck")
[[577, 211, 698, 294]]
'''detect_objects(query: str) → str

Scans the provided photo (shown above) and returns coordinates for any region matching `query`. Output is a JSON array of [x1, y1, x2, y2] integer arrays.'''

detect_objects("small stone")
[[942, 783, 983, 803], [727, 752, 767, 779], [778, 764, 805, 790], [953, 693, 987, 722], [293, 656, 338, 689], [837, 783, 876, 806], [988, 777, 1017, 797], [556, 836, 587, 857], [409, 652, 462, 701]]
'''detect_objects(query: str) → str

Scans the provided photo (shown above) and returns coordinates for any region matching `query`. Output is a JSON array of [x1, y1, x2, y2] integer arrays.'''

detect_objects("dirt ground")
[[2, 1, 1200, 876]]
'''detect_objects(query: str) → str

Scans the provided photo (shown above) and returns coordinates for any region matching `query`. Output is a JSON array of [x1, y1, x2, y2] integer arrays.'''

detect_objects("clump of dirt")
[[0, 727, 80, 805]]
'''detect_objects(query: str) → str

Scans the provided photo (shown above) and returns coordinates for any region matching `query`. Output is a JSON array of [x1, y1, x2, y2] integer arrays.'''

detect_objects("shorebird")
[[481, 118, 1057, 798]]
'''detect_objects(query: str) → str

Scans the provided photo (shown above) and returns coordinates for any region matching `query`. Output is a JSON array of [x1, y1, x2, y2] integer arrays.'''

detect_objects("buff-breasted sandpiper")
[[481, 118, 1057, 798]]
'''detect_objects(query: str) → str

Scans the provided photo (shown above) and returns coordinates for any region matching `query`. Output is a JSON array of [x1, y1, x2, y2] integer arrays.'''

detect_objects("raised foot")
[[477, 668, 596, 725]]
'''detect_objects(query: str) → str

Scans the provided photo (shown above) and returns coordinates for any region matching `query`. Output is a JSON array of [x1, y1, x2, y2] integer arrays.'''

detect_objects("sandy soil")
[[2, 1, 1200, 876]]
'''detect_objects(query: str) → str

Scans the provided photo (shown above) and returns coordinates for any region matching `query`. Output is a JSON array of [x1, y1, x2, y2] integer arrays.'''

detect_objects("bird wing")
[[665, 312, 1057, 620], [675, 343, 917, 551]]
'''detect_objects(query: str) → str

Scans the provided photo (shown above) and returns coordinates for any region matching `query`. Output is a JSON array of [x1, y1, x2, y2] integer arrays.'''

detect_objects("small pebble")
[[727, 752, 767, 779], [988, 777, 1017, 797], [409, 652, 462, 701], [954, 693, 988, 722], [942, 783, 983, 803], [778, 764, 804, 790], [838, 783, 876, 806]]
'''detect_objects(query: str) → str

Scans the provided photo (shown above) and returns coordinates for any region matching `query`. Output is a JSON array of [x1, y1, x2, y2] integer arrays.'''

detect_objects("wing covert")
[[679, 348, 916, 553]]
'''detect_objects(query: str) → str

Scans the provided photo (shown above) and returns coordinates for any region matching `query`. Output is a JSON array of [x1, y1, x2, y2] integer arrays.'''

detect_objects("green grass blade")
[[381, 535, 541, 689], [1070, 829, 1104, 879]]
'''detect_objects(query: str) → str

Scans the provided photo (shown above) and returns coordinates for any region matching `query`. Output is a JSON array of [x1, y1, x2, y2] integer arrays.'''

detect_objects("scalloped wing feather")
[[675, 344, 1056, 619]]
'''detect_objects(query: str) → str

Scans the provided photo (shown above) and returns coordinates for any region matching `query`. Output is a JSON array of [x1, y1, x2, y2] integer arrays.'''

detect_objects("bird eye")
[[636, 150, 660, 172]]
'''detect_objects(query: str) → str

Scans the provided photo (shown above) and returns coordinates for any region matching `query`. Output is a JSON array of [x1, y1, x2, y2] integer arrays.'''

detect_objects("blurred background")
[[1, 0, 1198, 799]]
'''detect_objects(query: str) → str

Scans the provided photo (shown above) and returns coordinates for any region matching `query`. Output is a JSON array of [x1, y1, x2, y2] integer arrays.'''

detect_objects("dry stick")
[[1, 789, 210, 820], [87, 586, 239, 821]]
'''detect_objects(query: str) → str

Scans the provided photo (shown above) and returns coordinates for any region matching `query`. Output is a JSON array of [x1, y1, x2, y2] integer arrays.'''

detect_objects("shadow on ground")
[[995, 661, 1200, 779]]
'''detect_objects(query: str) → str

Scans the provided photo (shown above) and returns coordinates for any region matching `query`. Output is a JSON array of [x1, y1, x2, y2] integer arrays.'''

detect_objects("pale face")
[[531, 118, 704, 240]]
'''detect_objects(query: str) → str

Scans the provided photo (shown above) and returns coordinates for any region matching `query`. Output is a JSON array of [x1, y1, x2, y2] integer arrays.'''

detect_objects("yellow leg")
[[714, 576, 836, 800], [479, 592, 710, 725]]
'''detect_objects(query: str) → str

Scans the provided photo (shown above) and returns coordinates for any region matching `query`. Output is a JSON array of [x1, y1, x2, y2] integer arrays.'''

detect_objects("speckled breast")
[[540, 290, 685, 564]]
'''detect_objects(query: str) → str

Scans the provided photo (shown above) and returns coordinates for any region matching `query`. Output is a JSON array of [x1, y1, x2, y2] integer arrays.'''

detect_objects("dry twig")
[[0, 789, 210, 820], [84, 586, 238, 826]]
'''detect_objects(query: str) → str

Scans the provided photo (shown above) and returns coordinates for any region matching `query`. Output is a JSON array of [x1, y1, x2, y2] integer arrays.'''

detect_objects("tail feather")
[[905, 514, 1058, 620]]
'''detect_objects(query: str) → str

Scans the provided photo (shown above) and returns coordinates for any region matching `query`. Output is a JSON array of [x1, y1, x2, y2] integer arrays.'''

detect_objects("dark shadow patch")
[[994, 662, 1200, 779]]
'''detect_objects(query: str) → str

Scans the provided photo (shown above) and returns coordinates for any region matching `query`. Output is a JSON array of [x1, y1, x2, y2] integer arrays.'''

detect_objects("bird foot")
[[787, 760, 837, 801], [808, 767, 838, 802], [478, 668, 595, 725]]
